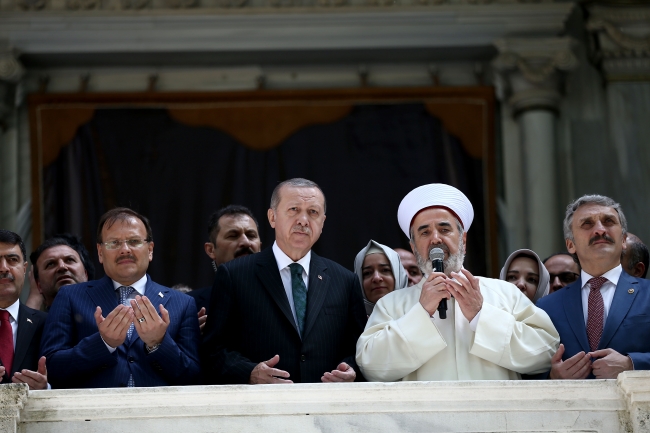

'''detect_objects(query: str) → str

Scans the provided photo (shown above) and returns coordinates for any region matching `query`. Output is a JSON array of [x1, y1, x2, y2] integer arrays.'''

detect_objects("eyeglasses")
[[102, 239, 149, 250], [549, 272, 580, 284]]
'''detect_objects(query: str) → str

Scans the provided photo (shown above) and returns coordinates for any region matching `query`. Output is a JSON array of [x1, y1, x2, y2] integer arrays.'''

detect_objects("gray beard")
[[413, 238, 465, 277]]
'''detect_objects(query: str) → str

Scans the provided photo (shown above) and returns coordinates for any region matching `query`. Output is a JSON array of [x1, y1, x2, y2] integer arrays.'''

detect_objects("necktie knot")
[[588, 276, 608, 292], [0, 310, 9, 323], [119, 286, 135, 304], [289, 263, 304, 277]]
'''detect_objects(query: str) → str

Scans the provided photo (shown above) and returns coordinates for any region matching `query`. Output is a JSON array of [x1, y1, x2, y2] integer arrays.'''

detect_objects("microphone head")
[[429, 247, 445, 262]]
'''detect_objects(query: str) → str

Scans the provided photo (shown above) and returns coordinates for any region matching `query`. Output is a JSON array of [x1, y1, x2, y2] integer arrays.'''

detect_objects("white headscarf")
[[354, 240, 409, 315], [499, 249, 550, 303]]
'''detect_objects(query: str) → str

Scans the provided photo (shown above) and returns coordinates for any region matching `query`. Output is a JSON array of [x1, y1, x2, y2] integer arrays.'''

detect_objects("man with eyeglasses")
[[537, 195, 650, 379], [543, 252, 581, 293], [40, 207, 200, 388]]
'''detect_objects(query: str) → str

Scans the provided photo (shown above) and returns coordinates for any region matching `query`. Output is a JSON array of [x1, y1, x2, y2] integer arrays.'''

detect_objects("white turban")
[[397, 183, 474, 238]]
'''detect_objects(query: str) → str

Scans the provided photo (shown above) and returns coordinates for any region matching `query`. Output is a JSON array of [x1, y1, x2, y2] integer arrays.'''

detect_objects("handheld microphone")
[[429, 247, 447, 319]]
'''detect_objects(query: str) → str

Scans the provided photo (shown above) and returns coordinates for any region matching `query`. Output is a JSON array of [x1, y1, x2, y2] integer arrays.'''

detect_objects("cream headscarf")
[[354, 240, 409, 315], [499, 248, 550, 303]]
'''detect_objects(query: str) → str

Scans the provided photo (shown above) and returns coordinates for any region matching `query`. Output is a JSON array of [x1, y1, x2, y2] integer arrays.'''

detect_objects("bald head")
[[622, 233, 648, 278]]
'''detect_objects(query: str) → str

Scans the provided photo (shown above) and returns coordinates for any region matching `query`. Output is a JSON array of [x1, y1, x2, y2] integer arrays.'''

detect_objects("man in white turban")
[[356, 184, 559, 381]]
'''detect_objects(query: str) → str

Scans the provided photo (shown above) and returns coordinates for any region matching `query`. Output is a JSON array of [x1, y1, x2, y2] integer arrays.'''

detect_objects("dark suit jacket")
[[537, 271, 650, 375], [0, 304, 47, 383], [201, 247, 367, 384], [188, 286, 211, 315], [40, 275, 201, 388]]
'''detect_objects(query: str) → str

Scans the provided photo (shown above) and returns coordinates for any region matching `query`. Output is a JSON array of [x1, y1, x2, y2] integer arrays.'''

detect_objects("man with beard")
[[356, 183, 559, 381], [40, 207, 200, 388], [189, 205, 262, 331], [537, 196, 650, 379], [28, 234, 95, 311]]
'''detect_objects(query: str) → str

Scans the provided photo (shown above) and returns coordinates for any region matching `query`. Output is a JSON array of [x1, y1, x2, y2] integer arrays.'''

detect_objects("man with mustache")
[[537, 195, 650, 379], [201, 178, 367, 384], [0, 230, 48, 390], [356, 183, 559, 381], [188, 205, 262, 330], [40, 207, 200, 388], [27, 234, 95, 311]]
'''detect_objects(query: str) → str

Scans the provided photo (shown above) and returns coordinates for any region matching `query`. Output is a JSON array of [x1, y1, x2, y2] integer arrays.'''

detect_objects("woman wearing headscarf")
[[499, 249, 550, 304], [354, 240, 409, 316]]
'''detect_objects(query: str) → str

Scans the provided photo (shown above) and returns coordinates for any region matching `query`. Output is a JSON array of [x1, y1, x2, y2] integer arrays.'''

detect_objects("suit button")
[[128, 357, 135, 363], [301, 355, 306, 362]]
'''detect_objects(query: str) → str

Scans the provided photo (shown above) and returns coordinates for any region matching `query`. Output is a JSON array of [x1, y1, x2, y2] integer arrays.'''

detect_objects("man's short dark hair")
[[30, 233, 96, 282], [96, 207, 153, 244], [543, 251, 581, 271], [270, 178, 326, 212], [624, 237, 649, 279], [0, 229, 26, 262], [207, 205, 259, 244]]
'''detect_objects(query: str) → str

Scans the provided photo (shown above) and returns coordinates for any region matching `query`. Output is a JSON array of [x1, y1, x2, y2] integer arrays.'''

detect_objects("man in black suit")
[[189, 205, 262, 332], [201, 178, 367, 384], [0, 230, 48, 389]]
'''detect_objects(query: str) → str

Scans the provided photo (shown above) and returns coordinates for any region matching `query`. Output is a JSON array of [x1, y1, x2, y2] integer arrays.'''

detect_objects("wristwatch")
[[144, 342, 161, 354]]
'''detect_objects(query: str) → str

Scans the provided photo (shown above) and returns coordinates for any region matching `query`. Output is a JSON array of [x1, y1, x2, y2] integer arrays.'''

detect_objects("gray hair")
[[563, 194, 627, 241], [270, 178, 326, 212]]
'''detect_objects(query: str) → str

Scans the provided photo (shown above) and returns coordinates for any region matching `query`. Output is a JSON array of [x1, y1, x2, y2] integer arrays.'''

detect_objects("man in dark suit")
[[537, 194, 650, 379], [40, 208, 200, 388], [0, 230, 48, 390], [189, 205, 262, 332], [201, 178, 367, 384]]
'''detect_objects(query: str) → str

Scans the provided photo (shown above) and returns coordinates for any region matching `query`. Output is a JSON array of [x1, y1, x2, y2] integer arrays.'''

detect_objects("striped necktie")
[[289, 263, 307, 336]]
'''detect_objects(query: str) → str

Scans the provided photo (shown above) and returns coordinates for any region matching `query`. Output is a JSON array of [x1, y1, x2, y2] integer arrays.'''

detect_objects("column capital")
[[0, 46, 25, 84], [492, 37, 578, 113], [587, 4, 650, 81]]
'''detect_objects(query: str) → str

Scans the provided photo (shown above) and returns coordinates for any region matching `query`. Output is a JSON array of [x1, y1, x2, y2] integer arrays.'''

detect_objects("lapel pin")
[[628, 288, 635, 294], [26, 318, 33, 324], [318, 275, 322, 280], [158, 292, 164, 298]]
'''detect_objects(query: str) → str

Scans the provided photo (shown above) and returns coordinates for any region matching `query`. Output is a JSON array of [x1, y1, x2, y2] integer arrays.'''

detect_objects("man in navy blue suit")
[[40, 208, 200, 388], [537, 195, 650, 379], [201, 178, 367, 384]]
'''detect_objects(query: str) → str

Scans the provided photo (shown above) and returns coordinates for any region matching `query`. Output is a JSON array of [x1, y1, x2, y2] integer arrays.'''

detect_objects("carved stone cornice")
[[492, 37, 578, 113], [587, 5, 650, 80]]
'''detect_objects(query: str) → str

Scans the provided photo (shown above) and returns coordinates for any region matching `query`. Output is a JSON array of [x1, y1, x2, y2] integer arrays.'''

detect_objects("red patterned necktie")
[[0, 310, 13, 375], [586, 276, 608, 352]]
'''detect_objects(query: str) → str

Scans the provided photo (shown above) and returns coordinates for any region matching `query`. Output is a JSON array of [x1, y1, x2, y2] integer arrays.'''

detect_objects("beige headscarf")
[[354, 240, 409, 315], [499, 249, 550, 303]]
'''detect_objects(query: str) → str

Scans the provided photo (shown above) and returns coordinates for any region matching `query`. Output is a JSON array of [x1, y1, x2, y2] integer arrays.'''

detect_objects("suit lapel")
[[87, 276, 119, 318], [11, 304, 41, 375], [563, 279, 591, 354], [600, 272, 638, 349], [303, 253, 328, 340], [129, 275, 170, 347], [255, 248, 299, 335]]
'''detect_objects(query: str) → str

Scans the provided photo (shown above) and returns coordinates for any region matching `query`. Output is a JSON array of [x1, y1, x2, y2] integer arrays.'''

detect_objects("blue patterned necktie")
[[118, 286, 136, 387], [289, 263, 307, 336]]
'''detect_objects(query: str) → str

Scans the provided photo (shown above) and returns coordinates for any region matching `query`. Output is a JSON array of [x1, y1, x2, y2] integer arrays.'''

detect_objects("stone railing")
[[2, 371, 650, 433]]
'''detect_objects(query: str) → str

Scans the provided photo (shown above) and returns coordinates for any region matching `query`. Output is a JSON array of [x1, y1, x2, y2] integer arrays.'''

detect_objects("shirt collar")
[[581, 264, 622, 288], [111, 274, 148, 295], [272, 241, 311, 275], [0, 298, 20, 323]]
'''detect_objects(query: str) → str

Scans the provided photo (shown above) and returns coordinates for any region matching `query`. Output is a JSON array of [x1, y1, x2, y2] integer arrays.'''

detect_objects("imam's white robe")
[[356, 276, 559, 381]]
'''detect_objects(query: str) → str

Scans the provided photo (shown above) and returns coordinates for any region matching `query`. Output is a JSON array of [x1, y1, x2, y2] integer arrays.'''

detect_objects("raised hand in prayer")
[[419, 271, 451, 316], [589, 348, 633, 379], [249, 354, 293, 384], [321, 362, 356, 383], [549, 344, 591, 379]]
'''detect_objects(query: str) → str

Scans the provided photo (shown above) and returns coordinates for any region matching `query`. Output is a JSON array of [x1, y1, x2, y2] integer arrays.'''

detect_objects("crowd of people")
[[0, 178, 648, 389]]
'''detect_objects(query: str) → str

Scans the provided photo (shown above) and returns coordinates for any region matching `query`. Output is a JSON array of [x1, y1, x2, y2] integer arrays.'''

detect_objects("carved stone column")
[[0, 47, 25, 232], [0, 384, 28, 433], [493, 38, 578, 258]]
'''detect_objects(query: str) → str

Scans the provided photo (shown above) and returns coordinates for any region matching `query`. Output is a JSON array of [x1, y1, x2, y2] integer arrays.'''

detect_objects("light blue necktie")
[[289, 263, 307, 336], [118, 286, 135, 387]]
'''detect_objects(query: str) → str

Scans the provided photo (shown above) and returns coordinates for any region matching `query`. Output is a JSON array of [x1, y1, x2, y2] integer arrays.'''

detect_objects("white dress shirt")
[[0, 299, 20, 351], [103, 274, 147, 352], [580, 265, 622, 327], [272, 241, 310, 332]]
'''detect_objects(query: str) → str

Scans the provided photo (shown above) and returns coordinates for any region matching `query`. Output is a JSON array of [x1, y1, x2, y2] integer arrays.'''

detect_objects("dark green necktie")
[[289, 263, 307, 335]]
